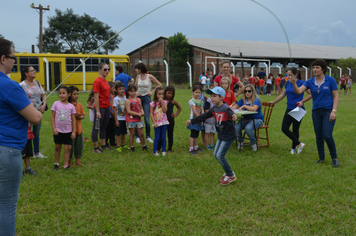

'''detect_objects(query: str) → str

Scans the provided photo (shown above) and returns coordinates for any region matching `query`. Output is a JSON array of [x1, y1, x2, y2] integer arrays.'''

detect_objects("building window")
[[66, 58, 83, 72], [19, 57, 39, 72]]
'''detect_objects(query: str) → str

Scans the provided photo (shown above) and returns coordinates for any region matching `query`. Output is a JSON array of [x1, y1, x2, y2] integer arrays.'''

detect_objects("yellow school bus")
[[10, 52, 130, 91]]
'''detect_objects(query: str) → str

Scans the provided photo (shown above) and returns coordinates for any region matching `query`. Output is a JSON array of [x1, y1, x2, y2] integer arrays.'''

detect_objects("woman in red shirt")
[[214, 60, 244, 97], [91, 63, 111, 153]]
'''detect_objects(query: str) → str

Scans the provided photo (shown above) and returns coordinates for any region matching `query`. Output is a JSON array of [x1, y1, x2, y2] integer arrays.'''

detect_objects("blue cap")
[[206, 86, 225, 99]]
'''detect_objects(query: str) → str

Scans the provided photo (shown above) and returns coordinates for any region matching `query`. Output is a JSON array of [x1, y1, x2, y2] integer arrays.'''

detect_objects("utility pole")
[[30, 3, 50, 53]]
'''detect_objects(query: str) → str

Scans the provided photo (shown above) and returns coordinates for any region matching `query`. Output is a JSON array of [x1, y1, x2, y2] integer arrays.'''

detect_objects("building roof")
[[187, 38, 356, 60], [126, 36, 356, 61]]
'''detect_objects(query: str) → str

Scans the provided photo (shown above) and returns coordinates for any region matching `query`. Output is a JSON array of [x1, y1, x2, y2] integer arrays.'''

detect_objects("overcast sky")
[[2, 0, 356, 55]]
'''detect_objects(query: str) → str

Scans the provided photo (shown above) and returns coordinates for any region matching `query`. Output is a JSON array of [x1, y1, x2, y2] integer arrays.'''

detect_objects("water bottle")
[[95, 118, 100, 130]]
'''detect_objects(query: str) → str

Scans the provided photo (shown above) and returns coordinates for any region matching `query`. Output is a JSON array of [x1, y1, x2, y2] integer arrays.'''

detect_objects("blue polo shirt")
[[237, 98, 264, 122], [115, 72, 132, 90], [303, 75, 338, 110], [0, 71, 32, 150], [285, 80, 305, 109]]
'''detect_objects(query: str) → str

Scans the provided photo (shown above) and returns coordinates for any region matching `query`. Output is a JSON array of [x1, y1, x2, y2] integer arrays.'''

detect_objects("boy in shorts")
[[22, 123, 37, 175], [204, 97, 216, 150], [113, 82, 130, 152]]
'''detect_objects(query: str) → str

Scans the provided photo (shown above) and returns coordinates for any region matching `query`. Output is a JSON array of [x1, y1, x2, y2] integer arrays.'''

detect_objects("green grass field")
[[17, 89, 356, 235]]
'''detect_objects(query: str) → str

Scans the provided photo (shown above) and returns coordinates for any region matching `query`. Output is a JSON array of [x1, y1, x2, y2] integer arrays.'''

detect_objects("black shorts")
[[22, 139, 33, 159], [54, 132, 73, 145], [115, 121, 127, 136], [190, 129, 200, 138], [340, 84, 346, 90]]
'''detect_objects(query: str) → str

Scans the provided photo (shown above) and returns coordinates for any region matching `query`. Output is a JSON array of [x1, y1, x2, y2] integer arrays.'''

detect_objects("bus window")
[[19, 57, 39, 72], [11, 57, 18, 72], [85, 58, 99, 72], [66, 58, 83, 72]]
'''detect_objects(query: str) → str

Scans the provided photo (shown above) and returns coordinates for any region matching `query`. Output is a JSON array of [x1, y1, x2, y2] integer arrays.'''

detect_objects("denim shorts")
[[128, 121, 144, 129]]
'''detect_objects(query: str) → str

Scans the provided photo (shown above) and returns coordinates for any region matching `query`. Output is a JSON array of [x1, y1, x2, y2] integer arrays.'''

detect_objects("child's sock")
[[54, 163, 59, 166], [189, 147, 193, 151], [194, 145, 199, 150]]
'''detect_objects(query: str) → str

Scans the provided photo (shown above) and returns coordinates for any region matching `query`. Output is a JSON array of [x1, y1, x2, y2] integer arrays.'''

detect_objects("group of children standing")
[[48, 79, 239, 186]]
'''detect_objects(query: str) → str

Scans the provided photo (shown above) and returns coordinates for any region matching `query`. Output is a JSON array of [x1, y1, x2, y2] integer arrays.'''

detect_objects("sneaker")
[[64, 166, 70, 170], [162, 152, 167, 156], [219, 173, 227, 182], [135, 137, 141, 143], [296, 143, 305, 154], [25, 168, 37, 175], [205, 145, 213, 151], [34, 152, 47, 158], [189, 150, 198, 155], [153, 152, 160, 156], [121, 145, 130, 150], [116, 147, 122, 152], [93, 147, 103, 153], [130, 146, 135, 152], [102, 145, 111, 151], [210, 144, 215, 149], [195, 147, 203, 152], [53, 165, 59, 170], [83, 137, 90, 142], [238, 142, 243, 150], [142, 145, 149, 151], [146, 137, 154, 143], [252, 144, 257, 151], [290, 148, 296, 154], [332, 159, 339, 167], [220, 175, 237, 185]]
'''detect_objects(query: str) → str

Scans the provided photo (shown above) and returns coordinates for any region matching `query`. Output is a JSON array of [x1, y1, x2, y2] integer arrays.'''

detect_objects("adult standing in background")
[[0, 38, 43, 236], [91, 63, 112, 153], [20, 66, 47, 158], [290, 59, 339, 167], [346, 75, 352, 95], [115, 65, 133, 91], [135, 62, 162, 143], [214, 60, 244, 97], [257, 68, 266, 81]]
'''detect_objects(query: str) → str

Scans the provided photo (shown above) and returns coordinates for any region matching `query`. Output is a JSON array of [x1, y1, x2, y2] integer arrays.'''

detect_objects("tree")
[[0, 34, 4, 39], [42, 9, 122, 54], [328, 57, 356, 79], [167, 32, 192, 84]]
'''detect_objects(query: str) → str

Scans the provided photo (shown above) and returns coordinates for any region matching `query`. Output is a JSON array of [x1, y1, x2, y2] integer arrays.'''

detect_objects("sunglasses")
[[103, 68, 110, 72], [29, 69, 36, 72], [244, 90, 252, 93], [5, 55, 16, 61]]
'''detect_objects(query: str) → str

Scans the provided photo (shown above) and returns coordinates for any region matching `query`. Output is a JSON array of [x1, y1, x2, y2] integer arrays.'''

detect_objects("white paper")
[[288, 107, 307, 122]]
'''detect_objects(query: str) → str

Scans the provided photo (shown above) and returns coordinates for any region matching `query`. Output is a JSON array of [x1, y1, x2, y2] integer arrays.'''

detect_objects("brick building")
[[127, 37, 356, 83]]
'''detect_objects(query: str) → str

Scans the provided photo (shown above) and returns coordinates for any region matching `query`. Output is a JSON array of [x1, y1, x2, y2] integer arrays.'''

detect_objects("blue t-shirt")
[[115, 72, 132, 90], [285, 80, 305, 110], [237, 98, 264, 122], [303, 75, 338, 110], [0, 71, 32, 150]]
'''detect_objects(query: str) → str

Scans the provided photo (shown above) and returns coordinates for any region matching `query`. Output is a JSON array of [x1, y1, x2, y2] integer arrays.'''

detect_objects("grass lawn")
[[17, 88, 356, 235]]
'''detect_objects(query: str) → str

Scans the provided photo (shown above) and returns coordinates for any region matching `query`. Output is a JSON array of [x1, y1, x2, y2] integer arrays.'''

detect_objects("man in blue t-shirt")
[[257, 68, 266, 80], [114, 65, 134, 90]]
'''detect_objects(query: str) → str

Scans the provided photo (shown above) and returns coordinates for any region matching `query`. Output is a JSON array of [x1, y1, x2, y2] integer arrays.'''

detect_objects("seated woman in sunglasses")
[[231, 84, 264, 151]]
